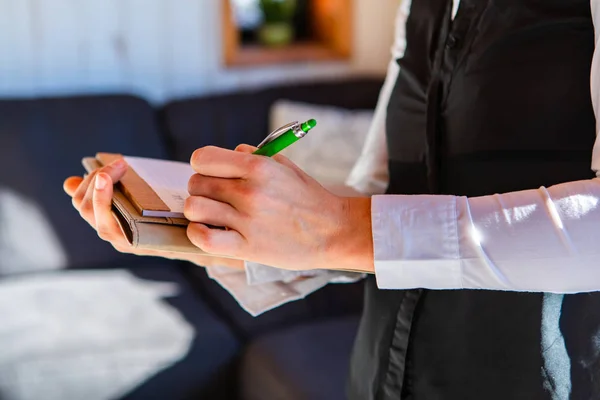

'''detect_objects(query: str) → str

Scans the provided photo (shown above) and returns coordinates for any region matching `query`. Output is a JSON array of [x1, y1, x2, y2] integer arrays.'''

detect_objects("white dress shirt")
[[347, 0, 600, 293]]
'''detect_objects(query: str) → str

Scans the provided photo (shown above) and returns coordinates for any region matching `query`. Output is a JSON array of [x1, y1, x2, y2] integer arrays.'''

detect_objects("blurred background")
[[0, 0, 396, 103], [0, 1, 397, 399]]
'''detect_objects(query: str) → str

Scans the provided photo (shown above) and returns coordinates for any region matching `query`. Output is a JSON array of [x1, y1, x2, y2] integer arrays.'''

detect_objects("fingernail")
[[111, 158, 127, 169], [95, 174, 107, 190]]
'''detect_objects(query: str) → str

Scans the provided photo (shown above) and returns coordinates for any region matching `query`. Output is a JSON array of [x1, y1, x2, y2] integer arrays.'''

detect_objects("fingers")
[[64, 176, 84, 197], [235, 144, 257, 153], [72, 170, 98, 209], [187, 222, 246, 257], [71, 158, 128, 210], [71, 158, 129, 228], [236, 143, 308, 181], [93, 173, 128, 245], [98, 158, 129, 184], [80, 176, 99, 226], [188, 174, 249, 206], [190, 146, 269, 179], [184, 195, 241, 229]]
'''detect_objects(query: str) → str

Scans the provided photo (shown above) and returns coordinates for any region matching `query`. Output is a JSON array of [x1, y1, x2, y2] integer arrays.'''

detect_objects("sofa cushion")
[[160, 78, 384, 162], [0, 265, 239, 400], [0, 95, 168, 273], [240, 315, 360, 400], [271, 100, 374, 186]]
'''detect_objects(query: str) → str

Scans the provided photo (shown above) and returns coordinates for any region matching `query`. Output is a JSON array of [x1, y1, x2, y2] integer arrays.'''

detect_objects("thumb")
[[93, 172, 114, 207], [92, 172, 120, 240]]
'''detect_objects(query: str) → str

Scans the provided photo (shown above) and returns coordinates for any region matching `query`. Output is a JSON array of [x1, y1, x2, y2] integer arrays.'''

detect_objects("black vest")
[[349, 1, 599, 399]]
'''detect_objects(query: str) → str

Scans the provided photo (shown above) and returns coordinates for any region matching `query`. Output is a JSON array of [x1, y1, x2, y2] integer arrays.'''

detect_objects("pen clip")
[[257, 121, 300, 148]]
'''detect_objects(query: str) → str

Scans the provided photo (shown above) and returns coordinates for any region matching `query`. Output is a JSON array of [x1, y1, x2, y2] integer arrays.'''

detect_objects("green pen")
[[253, 119, 317, 157]]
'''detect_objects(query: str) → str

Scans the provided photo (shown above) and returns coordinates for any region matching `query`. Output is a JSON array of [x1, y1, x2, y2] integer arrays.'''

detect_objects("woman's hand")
[[63, 158, 244, 269], [184, 145, 374, 272]]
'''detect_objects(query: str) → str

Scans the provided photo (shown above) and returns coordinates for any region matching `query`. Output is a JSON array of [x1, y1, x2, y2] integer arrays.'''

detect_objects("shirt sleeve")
[[345, 0, 412, 195], [373, 0, 600, 294]]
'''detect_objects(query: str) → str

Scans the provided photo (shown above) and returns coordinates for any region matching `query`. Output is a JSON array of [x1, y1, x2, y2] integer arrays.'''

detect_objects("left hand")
[[184, 145, 374, 272], [63, 160, 244, 269]]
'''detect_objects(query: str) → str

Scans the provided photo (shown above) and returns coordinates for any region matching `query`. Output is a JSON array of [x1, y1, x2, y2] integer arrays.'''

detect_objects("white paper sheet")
[[124, 157, 195, 218]]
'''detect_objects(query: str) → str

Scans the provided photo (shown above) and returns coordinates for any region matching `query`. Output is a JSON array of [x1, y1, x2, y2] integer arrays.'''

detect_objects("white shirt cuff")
[[372, 194, 463, 290]]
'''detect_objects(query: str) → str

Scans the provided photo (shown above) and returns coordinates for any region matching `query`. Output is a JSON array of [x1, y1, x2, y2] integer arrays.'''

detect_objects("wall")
[[0, 0, 397, 104]]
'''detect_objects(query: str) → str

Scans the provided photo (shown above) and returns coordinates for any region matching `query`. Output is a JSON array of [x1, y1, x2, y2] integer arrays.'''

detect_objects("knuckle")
[[237, 183, 259, 206], [199, 236, 217, 254], [238, 182, 263, 209], [188, 224, 211, 251], [79, 200, 94, 216], [248, 157, 269, 175], [97, 227, 112, 241]]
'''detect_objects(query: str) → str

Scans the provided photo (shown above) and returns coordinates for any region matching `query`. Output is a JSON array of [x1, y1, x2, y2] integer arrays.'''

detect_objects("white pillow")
[[269, 100, 374, 186]]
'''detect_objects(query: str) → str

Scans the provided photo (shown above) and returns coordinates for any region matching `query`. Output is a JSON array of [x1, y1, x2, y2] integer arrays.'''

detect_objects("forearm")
[[371, 178, 600, 293]]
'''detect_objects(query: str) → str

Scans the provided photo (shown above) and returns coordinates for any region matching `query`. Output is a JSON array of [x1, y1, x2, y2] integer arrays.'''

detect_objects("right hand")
[[63, 158, 244, 269]]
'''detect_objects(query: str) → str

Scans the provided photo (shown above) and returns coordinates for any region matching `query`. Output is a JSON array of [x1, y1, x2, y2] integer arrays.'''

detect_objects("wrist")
[[328, 196, 375, 274]]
